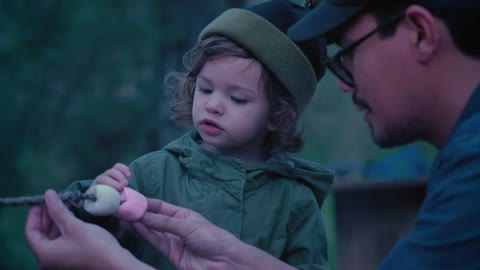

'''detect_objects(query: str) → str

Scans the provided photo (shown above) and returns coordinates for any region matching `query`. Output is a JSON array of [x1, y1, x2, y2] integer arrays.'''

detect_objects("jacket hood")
[[162, 131, 335, 207]]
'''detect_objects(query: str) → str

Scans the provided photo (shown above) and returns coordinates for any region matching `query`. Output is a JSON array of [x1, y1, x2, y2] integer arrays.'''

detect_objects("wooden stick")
[[0, 191, 96, 207]]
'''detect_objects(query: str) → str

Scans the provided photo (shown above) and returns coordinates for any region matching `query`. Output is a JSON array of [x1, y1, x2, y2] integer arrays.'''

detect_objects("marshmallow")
[[114, 187, 148, 221], [83, 185, 121, 216]]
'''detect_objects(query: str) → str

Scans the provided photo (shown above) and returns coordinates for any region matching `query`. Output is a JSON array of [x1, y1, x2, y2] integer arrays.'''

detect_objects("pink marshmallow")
[[114, 187, 148, 221]]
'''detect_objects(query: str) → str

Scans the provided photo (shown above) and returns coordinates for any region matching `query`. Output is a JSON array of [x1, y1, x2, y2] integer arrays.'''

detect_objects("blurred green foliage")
[[0, 0, 242, 268]]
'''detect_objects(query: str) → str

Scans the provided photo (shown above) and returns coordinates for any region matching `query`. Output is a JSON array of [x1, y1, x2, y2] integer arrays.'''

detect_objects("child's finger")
[[113, 163, 131, 178], [106, 168, 129, 184], [94, 175, 125, 191]]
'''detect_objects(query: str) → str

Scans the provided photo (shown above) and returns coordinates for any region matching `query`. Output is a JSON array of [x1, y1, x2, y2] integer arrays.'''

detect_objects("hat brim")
[[199, 9, 317, 113], [288, 1, 366, 43]]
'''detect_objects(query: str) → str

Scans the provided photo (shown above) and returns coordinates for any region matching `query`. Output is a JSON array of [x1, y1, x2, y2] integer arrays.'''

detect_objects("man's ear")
[[404, 5, 440, 63]]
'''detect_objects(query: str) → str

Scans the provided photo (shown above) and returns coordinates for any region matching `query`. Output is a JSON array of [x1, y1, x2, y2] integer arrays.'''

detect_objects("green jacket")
[[72, 131, 334, 269]]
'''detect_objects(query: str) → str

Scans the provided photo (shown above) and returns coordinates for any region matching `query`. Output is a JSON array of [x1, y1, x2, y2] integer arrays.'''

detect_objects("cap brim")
[[288, 1, 365, 42]]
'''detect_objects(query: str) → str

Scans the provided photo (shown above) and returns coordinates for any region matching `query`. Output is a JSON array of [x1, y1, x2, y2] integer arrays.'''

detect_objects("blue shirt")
[[379, 83, 480, 270]]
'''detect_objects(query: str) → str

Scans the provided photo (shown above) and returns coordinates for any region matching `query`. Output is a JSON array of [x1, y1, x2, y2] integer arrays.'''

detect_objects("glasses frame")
[[324, 11, 406, 87]]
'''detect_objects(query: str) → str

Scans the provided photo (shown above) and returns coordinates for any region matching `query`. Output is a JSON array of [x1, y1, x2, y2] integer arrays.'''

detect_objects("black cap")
[[288, 0, 370, 42], [247, 0, 327, 80], [288, 0, 477, 42]]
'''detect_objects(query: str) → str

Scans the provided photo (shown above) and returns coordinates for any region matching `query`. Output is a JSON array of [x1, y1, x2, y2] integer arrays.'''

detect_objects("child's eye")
[[197, 88, 212, 94], [231, 96, 247, 104]]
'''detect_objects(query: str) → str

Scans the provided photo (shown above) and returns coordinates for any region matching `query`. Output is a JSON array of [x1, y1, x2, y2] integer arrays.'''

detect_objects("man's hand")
[[131, 198, 294, 270], [24, 190, 152, 270]]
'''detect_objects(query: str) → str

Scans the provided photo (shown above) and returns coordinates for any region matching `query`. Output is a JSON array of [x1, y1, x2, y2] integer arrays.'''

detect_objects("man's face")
[[331, 13, 424, 148]]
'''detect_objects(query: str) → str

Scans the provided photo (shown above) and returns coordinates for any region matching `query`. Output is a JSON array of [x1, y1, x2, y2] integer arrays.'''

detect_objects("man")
[[25, 0, 480, 269], [289, 0, 480, 268]]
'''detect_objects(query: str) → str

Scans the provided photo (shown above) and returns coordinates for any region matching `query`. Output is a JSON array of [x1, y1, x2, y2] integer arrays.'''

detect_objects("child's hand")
[[93, 163, 130, 191]]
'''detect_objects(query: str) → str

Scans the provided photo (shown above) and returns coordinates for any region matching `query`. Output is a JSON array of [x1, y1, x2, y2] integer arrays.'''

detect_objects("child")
[[73, 0, 334, 269]]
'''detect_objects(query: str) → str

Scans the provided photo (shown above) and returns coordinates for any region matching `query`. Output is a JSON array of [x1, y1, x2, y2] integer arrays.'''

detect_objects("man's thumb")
[[44, 189, 74, 230]]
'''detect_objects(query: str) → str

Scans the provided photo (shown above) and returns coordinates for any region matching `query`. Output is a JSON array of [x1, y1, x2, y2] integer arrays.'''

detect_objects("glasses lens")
[[326, 59, 355, 87]]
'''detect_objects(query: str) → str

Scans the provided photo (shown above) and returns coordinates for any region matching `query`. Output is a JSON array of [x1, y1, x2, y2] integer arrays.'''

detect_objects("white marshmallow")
[[83, 184, 121, 216]]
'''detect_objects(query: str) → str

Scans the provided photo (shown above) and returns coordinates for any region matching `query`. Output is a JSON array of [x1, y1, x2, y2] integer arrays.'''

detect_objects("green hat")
[[199, 0, 326, 113], [288, 0, 476, 42]]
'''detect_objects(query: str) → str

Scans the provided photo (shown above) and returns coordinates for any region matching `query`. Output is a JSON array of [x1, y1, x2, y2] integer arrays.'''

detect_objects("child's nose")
[[205, 96, 224, 114]]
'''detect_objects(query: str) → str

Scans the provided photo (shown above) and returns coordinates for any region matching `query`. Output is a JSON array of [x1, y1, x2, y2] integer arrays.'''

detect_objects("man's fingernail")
[[45, 190, 56, 201]]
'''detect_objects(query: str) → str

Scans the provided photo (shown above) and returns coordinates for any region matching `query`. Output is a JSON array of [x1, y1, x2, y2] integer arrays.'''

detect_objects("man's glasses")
[[324, 11, 406, 87]]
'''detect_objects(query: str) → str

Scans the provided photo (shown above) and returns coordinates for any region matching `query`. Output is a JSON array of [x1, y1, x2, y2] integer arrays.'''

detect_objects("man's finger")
[[145, 198, 162, 213], [140, 211, 185, 235], [41, 204, 53, 235], [132, 221, 170, 254], [145, 198, 183, 217], [24, 205, 46, 250], [43, 190, 76, 233]]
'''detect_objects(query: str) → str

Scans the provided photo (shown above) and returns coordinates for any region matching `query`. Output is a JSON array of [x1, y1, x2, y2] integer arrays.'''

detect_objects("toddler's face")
[[192, 55, 274, 162]]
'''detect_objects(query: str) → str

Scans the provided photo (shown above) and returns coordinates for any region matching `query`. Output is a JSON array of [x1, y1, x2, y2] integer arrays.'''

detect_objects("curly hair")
[[164, 35, 304, 153]]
